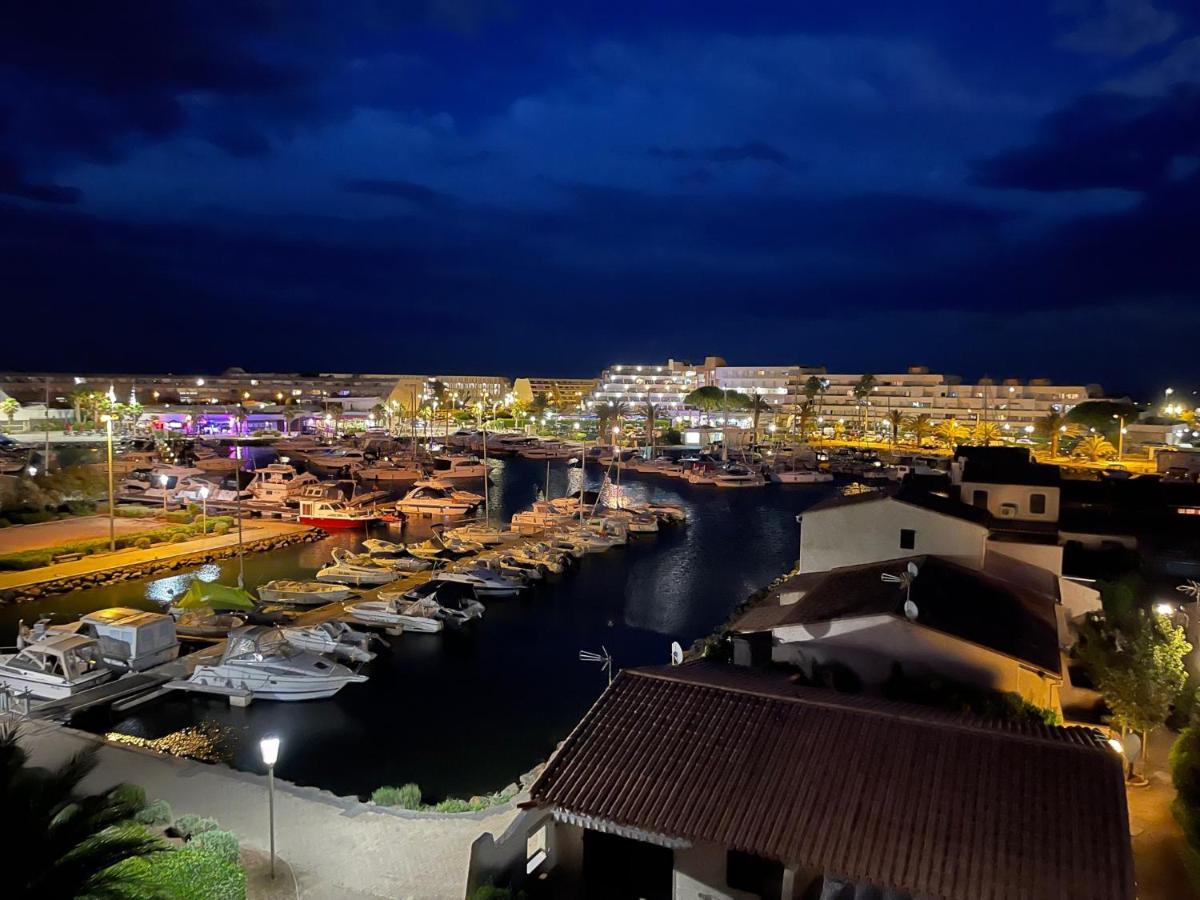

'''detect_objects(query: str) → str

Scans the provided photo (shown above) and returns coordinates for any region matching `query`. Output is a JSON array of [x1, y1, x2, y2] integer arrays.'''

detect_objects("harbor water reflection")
[[1, 456, 836, 799]]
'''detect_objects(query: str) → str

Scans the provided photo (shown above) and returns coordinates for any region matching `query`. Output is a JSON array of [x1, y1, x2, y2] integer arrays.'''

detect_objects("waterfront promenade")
[[0, 519, 315, 594], [16, 717, 519, 899]]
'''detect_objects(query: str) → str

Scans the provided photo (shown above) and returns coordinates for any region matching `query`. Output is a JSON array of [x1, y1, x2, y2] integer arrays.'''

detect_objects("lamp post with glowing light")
[[1112, 414, 1126, 460], [198, 485, 209, 534], [102, 391, 116, 551], [159, 473, 169, 515], [260, 735, 280, 879]]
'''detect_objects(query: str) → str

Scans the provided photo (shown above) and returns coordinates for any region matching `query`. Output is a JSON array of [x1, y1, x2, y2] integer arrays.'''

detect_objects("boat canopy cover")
[[177, 580, 257, 611]]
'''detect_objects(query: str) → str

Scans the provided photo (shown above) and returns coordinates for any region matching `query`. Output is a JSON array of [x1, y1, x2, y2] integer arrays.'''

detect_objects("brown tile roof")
[[803, 484, 992, 526], [531, 663, 1133, 900], [730, 555, 1062, 674]]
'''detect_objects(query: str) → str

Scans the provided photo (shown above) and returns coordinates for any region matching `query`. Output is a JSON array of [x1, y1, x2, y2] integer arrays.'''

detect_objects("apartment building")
[[588, 357, 724, 412], [512, 377, 599, 411]]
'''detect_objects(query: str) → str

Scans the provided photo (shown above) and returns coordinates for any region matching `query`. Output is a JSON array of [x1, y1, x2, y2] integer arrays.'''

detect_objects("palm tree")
[[1074, 433, 1117, 462], [642, 401, 659, 456], [906, 413, 932, 448], [69, 388, 90, 425], [2, 396, 19, 425], [1, 725, 167, 898], [745, 396, 771, 445], [852, 374, 878, 438], [933, 417, 969, 449], [885, 409, 905, 448], [1035, 411, 1083, 458], [974, 421, 1002, 446], [793, 400, 815, 441]]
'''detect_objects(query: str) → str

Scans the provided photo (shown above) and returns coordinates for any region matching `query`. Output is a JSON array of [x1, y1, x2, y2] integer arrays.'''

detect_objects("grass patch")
[[371, 783, 422, 809], [371, 782, 515, 814]]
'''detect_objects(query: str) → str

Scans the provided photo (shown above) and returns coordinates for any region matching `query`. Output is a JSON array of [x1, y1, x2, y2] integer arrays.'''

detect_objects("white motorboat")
[[356, 460, 424, 485], [19, 608, 179, 672], [245, 464, 319, 505], [479, 554, 544, 581], [395, 484, 479, 517], [518, 441, 581, 460], [191, 447, 240, 474], [0, 634, 114, 700], [359, 539, 438, 571], [316, 548, 400, 586], [257, 580, 355, 605], [303, 448, 368, 475], [444, 523, 523, 546], [605, 509, 660, 533], [280, 622, 375, 663], [435, 567, 526, 597], [169, 627, 367, 701], [120, 465, 208, 503], [430, 455, 488, 480], [173, 477, 253, 505], [344, 598, 445, 633], [374, 580, 486, 627], [298, 498, 380, 529], [713, 465, 764, 488], [772, 468, 833, 484]]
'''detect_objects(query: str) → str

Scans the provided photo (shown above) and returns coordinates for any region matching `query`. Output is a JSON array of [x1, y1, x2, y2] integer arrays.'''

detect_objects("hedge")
[[0, 524, 207, 570]]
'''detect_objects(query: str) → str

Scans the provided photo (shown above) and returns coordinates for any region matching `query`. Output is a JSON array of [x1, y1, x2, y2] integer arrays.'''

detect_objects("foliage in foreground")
[[112, 847, 246, 900], [0, 725, 168, 900], [1171, 704, 1200, 891], [189, 829, 240, 863]]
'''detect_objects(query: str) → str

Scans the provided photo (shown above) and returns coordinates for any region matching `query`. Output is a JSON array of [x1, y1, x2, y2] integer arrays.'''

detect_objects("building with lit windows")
[[513, 377, 599, 411], [588, 357, 725, 412]]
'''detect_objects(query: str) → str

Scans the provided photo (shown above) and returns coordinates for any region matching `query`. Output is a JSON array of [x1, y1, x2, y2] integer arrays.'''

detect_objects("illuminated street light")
[[1155, 602, 1175, 617], [159, 473, 170, 515], [26, 466, 37, 477], [259, 735, 281, 879], [199, 485, 209, 534]]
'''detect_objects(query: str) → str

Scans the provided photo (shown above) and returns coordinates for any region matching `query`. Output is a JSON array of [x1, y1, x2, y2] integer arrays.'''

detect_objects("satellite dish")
[[670, 641, 684, 666], [1123, 732, 1143, 764], [903, 600, 919, 621], [907, 561, 919, 578]]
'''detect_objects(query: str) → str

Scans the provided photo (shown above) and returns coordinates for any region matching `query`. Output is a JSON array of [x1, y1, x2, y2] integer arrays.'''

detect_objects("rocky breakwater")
[[0, 527, 327, 605]]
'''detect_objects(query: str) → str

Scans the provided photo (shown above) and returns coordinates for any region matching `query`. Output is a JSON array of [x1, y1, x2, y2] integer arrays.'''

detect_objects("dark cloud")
[[648, 141, 792, 169], [973, 84, 1200, 192], [339, 178, 455, 209], [1056, 0, 1178, 57]]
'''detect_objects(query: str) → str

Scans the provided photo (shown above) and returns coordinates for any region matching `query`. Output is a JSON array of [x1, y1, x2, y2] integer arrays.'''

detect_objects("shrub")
[[110, 783, 148, 810], [115, 505, 155, 518], [371, 783, 422, 809], [0, 519, 9, 528], [135, 798, 173, 826], [169, 532, 189, 544], [10, 509, 56, 525], [190, 829, 240, 864], [174, 815, 220, 838], [114, 847, 245, 900], [213, 522, 231, 536], [133, 537, 152, 550], [165, 510, 194, 525], [433, 798, 472, 813], [64, 500, 96, 516]]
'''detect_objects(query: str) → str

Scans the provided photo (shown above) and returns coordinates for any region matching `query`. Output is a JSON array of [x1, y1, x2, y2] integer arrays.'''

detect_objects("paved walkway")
[[0, 520, 313, 591], [16, 719, 518, 899], [1128, 728, 1194, 899], [0, 514, 163, 553]]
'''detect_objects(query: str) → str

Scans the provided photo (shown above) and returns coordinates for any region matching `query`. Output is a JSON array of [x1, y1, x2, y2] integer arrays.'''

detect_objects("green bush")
[[173, 815, 220, 838], [372, 783, 422, 809], [190, 829, 240, 864], [0, 518, 9, 528], [1172, 717, 1200, 887], [64, 500, 96, 516], [169, 532, 189, 544], [110, 783, 148, 810], [133, 537, 152, 550], [9, 509, 56, 525], [115, 504, 156, 518], [114, 847, 246, 900], [135, 798, 173, 826], [213, 522, 231, 536], [165, 510, 194, 525], [433, 798, 472, 813]]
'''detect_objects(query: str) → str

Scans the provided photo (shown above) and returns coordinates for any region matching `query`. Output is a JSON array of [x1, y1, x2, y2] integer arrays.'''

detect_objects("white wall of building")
[[798, 499, 988, 573], [960, 481, 1060, 523], [673, 841, 760, 900]]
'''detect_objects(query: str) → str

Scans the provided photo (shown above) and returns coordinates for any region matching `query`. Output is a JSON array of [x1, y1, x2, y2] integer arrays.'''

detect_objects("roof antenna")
[[579, 646, 613, 686], [882, 561, 920, 618]]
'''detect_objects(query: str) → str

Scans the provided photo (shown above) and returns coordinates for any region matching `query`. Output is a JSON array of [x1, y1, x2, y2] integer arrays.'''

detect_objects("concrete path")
[[1127, 728, 1193, 899], [0, 514, 164, 553], [0, 520, 313, 591], [16, 719, 519, 899]]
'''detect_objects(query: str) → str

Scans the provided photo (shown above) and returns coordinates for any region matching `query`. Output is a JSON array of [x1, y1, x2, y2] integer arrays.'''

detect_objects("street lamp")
[[260, 735, 280, 879], [158, 473, 169, 515], [1112, 414, 1126, 459], [198, 485, 209, 534]]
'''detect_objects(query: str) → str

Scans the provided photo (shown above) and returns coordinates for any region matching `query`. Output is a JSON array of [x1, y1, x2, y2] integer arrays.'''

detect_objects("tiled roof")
[[531, 663, 1133, 900], [731, 555, 1062, 674]]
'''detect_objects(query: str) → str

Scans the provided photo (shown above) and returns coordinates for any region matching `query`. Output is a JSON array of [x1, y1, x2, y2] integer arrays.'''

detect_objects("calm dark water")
[[3, 456, 834, 800]]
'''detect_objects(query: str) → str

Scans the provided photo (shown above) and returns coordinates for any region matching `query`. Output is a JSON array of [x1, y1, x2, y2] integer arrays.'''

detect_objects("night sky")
[[3, 2, 1198, 397]]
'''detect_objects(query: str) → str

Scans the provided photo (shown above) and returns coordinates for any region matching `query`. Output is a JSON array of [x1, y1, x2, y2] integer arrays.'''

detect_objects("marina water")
[[0, 454, 835, 800]]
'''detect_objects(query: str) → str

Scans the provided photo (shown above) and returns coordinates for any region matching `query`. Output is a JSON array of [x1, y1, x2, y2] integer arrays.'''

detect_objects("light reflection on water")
[[5, 456, 837, 799]]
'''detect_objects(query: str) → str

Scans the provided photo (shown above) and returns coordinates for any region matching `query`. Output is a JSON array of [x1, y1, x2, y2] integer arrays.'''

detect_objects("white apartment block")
[[588, 357, 724, 411], [708, 364, 1095, 430]]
